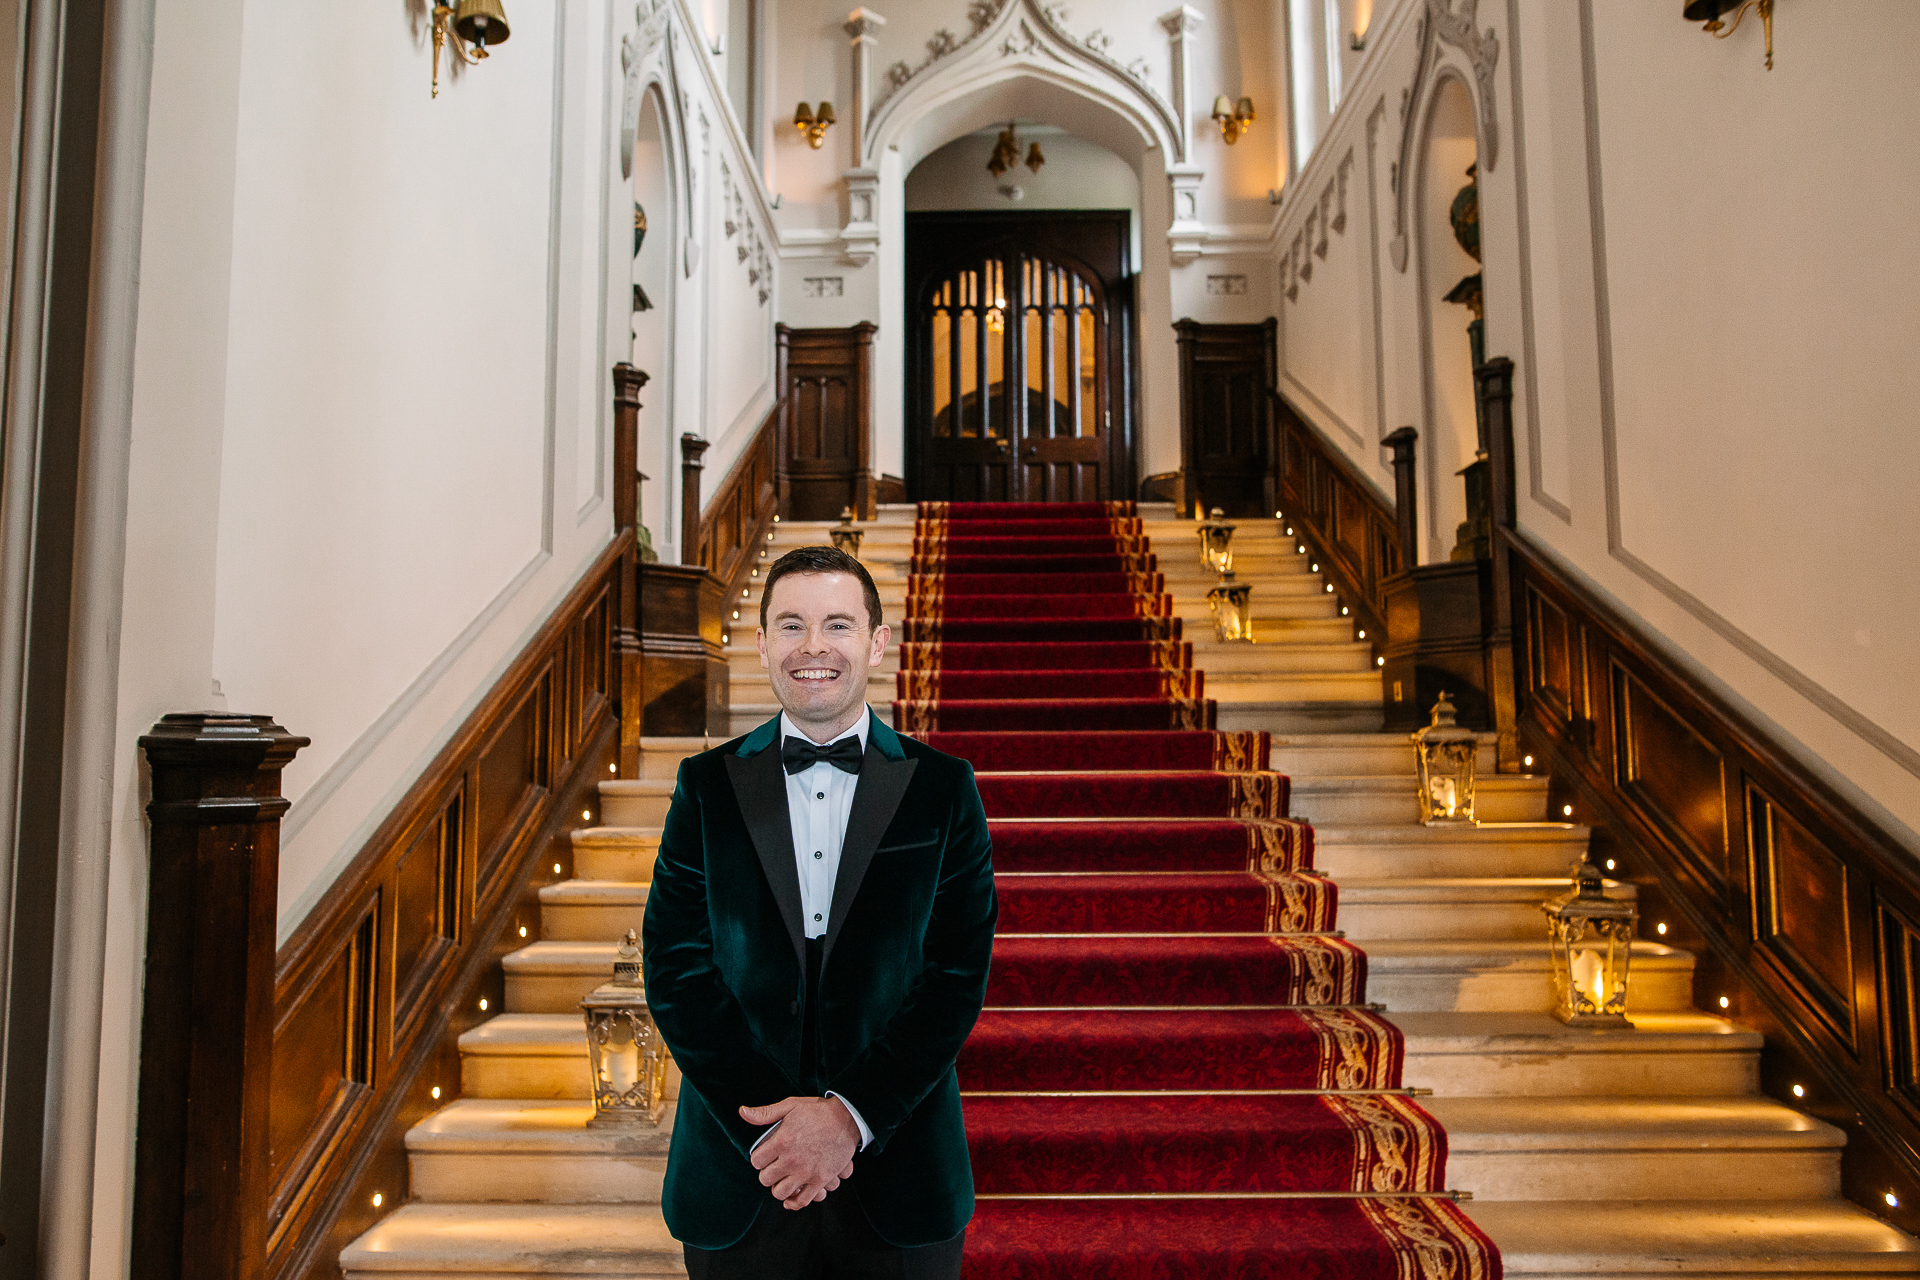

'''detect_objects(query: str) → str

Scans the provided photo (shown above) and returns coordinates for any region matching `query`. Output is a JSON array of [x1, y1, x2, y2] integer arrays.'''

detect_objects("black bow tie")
[[782, 734, 864, 776]]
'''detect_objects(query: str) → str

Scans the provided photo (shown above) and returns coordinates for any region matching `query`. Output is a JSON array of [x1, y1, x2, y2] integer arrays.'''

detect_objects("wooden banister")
[[689, 398, 784, 598], [612, 364, 649, 775]]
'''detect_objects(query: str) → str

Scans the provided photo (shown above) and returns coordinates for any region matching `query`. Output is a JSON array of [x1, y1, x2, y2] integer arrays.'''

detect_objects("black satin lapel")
[[822, 744, 918, 965], [723, 749, 806, 971]]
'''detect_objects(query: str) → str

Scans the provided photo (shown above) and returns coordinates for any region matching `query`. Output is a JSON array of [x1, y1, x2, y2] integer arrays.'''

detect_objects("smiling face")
[[757, 570, 891, 742]]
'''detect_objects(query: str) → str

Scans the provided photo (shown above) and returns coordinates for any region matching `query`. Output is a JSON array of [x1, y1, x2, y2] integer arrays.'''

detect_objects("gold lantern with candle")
[[1411, 691, 1476, 824], [1197, 507, 1236, 576], [829, 506, 863, 557], [1542, 855, 1637, 1027], [1207, 580, 1253, 643], [579, 929, 669, 1126]]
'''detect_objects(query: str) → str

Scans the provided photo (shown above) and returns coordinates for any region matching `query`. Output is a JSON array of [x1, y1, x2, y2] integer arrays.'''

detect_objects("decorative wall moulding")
[[1388, 0, 1501, 272], [802, 276, 845, 298], [1206, 274, 1248, 295]]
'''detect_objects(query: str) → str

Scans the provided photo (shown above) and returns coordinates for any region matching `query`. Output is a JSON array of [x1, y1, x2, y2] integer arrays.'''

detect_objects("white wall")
[[1272, 0, 1920, 852], [89, 0, 775, 1270]]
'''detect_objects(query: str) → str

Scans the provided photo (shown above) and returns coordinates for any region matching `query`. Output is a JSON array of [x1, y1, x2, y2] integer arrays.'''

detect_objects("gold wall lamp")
[[794, 102, 835, 148], [985, 124, 1045, 178], [1685, 0, 1774, 70], [1211, 96, 1255, 145], [431, 0, 510, 98]]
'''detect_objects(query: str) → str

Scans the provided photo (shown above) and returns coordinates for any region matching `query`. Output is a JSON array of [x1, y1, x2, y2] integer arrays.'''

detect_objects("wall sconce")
[[1685, 0, 1774, 70], [1211, 96, 1255, 145], [1024, 142, 1045, 173], [1352, 0, 1373, 50], [430, 0, 510, 99], [794, 101, 835, 148]]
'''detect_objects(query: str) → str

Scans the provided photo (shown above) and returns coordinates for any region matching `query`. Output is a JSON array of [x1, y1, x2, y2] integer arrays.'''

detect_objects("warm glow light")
[[1341, 607, 1350, 616], [372, 1192, 383, 1208], [518, 925, 528, 937], [741, 589, 749, 598], [608, 762, 617, 773], [772, 515, 780, 523], [1274, 511, 1283, 519], [1285, 526, 1294, 535], [1562, 804, 1574, 817], [1376, 657, 1385, 667], [1524, 755, 1534, 767], [554, 862, 563, 873], [479, 998, 489, 1011], [1605, 859, 1616, 871], [1357, 629, 1366, 638], [431, 1085, 442, 1099], [583, 809, 592, 820], [1888, 1192, 1900, 1208], [1325, 585, 1334, 593], [1718, 996, 1730, 1009], [1297, 546, 1305, 555], [1656, 922, 1668, 935], [1310, 563, 1319, 572], [1792, 1084, 1805, 1098], [1353, 0, 1373, 42], [732, 609, 740, 619]]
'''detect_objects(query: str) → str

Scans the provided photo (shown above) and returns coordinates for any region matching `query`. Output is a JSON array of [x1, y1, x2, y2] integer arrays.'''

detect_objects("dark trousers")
[[681, 1193, 964, 1280]]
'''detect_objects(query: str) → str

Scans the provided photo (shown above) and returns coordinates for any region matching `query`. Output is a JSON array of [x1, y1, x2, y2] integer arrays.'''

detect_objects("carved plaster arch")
[[618, 1, 699, 275], [1388, 0, 1501, 272], [860, 0, 1187, 172]]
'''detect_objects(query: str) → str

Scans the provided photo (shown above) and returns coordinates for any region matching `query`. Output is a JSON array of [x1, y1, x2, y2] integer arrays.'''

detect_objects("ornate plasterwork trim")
[[863, 0, 1183, 166], [1388, 0, 1501, 272]]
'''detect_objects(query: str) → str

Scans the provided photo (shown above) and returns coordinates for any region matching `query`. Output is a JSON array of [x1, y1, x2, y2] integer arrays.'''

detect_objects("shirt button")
[[814, 913, 823, 922], [816, 792, 825, 799], [814, 851, 823, 859]]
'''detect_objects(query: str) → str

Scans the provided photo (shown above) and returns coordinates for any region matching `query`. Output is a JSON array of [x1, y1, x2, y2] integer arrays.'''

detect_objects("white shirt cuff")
[[749, 1120, 778, 1153], [826, 1091, 874, 1150]]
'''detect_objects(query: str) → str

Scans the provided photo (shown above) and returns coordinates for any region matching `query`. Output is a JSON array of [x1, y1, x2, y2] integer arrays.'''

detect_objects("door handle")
[[1024, 444, 1038, 457], [992, 438, 1011, 455]]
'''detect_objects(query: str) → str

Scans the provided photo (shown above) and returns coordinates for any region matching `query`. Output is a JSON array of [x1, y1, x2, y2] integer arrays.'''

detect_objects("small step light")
[[479, 998, 489, 1012], [1718, 995, 1730, 1009], [1340, 606, 1350, 616], [772, 515, 780, 523], [519, 925, 528, 938], [1792, 1084, 1805, 1098], [1888, 1192, 1900, 1208], [1605, 859, 1616, 871], [1656, 922, 1668, 936], [431, 1085, 442, 1099], [1325, 584, 1334, 593], [1357, 629, 1366, 639], [372, 1192, 383, 1208], [1297, 546, 1306, 555], [554, 862, 563, 874], [583, 809, 592, 821], [1523, 755, 1534, 767], [1375, 657, 1385, 667], [608, 762, 617, 773], [732, 610, 740, 619], [1562, 804, 1574, 817], [1285, 526, 1294, 535]]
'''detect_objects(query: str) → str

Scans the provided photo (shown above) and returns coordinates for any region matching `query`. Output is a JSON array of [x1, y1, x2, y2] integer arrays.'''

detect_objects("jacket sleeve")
[[825, 759, 997, 1150], [641, 758, 801, 1158]]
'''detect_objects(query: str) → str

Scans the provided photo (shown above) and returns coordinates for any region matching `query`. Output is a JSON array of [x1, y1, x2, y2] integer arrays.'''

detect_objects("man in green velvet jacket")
[[641, 545, 996, 1278]]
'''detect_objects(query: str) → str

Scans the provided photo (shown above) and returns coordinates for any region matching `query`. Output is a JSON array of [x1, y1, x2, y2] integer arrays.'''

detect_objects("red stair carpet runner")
[[892, 501, 1500, 1280]]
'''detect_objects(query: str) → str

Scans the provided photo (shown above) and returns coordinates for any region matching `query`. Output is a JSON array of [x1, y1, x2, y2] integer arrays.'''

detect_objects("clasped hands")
[[740, 1096, 860, 1210]]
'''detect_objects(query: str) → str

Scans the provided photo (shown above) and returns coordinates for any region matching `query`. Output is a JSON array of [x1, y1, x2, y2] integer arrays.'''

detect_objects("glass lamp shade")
[[1542, 855, 1636, 1027], [579, 930, 669, 1126], [828, 506, 863, 557], [1197, 507, 1236, 575], [1411, 691, 1477, 824], [1207, 580, 1253, 643]]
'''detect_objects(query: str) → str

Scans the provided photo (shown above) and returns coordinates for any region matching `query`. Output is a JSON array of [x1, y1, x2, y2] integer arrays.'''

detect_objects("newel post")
[[612, 364, 650, 776], [1477, 356, 1521, 770], [1383, 426, 1420, 571], [131, 714, 308, 1280], [679, 433, 709, 569]]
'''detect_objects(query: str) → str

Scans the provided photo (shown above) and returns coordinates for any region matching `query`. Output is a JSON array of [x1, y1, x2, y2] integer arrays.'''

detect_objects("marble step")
[[406, 1099, 673, 1204], [539, 880, 647, 941], [1396, 1012, 1762, 1098], [1214, 701, 1387, 734], [571, 826, 659, 882], [599, 780, 677, 829], [1309, 822, 1591, 879], [1291, 774, 1549, 824], [339, 1203, 683, 1279], [1203, 672, 1384, 703], [1467, 1199, 1920, 1276], [723, 638, 1374, 679], [459, 1014, 595, 1100], [1429, 1095, 1843, 1202], [1268, 732, 1499, 778], [1361, 938, 1694, 1014], [1335, 877, 1632, 942], [505, 942, 638, 1014]]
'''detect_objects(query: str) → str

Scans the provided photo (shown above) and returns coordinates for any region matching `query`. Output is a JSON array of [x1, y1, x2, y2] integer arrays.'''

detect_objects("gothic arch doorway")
[[905, 211, 1134, 503]]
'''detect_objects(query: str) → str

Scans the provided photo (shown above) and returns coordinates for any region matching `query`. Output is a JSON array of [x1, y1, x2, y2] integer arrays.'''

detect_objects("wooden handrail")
[[1268, 388, 1401, 662], [687, 396, 784, 598]]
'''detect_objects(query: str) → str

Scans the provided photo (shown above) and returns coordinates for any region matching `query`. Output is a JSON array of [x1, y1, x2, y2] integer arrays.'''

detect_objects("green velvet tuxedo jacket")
[[640, 711, 997, 1251]]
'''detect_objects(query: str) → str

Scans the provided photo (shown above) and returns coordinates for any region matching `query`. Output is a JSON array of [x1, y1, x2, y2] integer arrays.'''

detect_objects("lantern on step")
[[1207, 579, 1253, 643], [1542, 854, 1636, 1027], [1411, 691, 1476, 824], [1197, 507, 1236, 576], [829, 506, 863, 557], [580, 929, 669, 1126]]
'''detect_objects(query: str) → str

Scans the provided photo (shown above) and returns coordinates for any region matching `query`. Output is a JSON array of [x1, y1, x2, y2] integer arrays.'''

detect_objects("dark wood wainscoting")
[[637, 562, 728, 736], [1270, 388, 1398, 668], [1510, 536, 1920, 1229], [777, 323, 875, 520], [1174, 318, 1275, 517], [263, 540, 624, 1280]]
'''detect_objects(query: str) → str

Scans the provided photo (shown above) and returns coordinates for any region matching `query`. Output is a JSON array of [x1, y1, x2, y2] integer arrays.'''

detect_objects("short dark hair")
[[758, 545, 884, 632]]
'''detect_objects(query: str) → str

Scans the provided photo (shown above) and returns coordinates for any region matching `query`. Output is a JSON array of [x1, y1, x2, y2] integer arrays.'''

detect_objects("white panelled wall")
[[1268, 0, 1920, 853]]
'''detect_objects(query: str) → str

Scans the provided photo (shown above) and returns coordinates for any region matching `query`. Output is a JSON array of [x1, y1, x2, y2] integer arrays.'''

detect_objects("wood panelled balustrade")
[[1269, 387, 1400, 669], [686, 399, 781, 590], [254, 543, 620, 1280]]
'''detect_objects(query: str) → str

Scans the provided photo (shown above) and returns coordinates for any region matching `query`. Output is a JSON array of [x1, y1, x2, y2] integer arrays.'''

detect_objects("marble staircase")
[[341, 506, 1919, 1280]]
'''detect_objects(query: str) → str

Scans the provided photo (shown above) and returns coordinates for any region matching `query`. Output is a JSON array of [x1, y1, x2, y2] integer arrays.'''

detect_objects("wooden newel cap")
[[613, 363, 651, 405], [139, 713, 309, 825]]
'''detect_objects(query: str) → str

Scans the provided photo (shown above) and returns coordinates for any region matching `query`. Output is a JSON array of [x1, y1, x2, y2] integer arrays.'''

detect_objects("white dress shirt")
[[755, 709, 874, 1151]]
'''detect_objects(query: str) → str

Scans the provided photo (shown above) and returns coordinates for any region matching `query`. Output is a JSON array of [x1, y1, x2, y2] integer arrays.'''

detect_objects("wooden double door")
[[906, 211, 1134, 503]]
